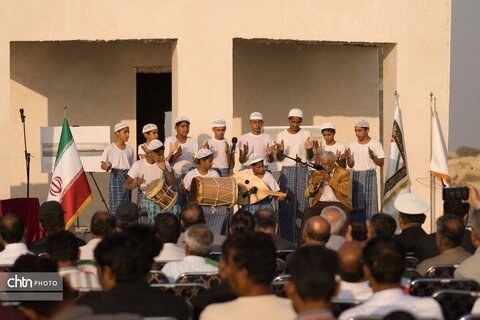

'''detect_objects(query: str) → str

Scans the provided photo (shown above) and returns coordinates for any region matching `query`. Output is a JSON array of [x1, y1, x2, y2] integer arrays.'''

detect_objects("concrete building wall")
[[0, 0, 452, 230]]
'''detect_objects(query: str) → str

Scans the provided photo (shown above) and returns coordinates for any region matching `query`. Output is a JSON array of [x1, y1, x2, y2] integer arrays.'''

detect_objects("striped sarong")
[[352, 169, 379, 219], [202, 206, 230, 235], [109, 169, 131, 215], [278, 165, 309, 242], [138, 193, 181, 225], [241, 197, 274, 215]]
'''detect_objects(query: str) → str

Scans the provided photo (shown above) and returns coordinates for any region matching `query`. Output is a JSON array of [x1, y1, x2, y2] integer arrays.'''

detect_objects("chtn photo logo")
[[7, 274, 58, 288]]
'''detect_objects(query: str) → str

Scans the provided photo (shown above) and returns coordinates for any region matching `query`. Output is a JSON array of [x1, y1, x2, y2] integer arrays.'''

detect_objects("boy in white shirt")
[[276, 108, 315, 242], [164, 116, 198, 178], [202, 119, 234, 176], [100, 123, 135, 215], [239, 153, 286, 213], [124, 139, 178, 224], [345, 119, 385, 218], [316, 122, 346, 168], [238, 112, 274, 167]]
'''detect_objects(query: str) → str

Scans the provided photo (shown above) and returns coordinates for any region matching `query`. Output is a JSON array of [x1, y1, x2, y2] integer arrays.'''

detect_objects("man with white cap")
[[100, 122, 135, 215], [393, 193, 429, 253], [238, 112, 275, 167], [239, 153, 286, 213], [202, 119, 234, 175], [315, 122, 346, 168], [182, 149, 229, 234], [345, 118, 385, 219], [276, 108, 315, 242], [124, 139, 178, 223], [164, 116, 198, 178]]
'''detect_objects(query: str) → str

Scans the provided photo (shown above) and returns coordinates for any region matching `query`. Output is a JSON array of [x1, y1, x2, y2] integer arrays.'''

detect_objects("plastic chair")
[[176, 272, 222, 289]]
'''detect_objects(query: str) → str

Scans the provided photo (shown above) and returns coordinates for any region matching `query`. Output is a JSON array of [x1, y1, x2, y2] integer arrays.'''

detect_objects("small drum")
[[189, 176, 238, 208], [145, 179, 178, 211]]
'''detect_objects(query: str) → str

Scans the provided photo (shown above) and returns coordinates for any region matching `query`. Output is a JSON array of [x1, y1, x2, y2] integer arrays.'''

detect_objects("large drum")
[[145, 179, 178, 211], [189, 176, 238, 208]]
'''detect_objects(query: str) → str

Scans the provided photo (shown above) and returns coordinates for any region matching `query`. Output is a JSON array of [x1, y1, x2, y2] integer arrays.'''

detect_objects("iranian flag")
[[47, 118, 92, 229]]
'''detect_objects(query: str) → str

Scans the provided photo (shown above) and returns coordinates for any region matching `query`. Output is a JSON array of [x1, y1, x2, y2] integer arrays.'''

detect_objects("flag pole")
[[429, 92, 435, 232]]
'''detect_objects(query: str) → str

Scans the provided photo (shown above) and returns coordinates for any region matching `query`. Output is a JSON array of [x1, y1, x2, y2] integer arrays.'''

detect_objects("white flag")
[[382, 101, 410, 214], [430, 104, 450, 187]]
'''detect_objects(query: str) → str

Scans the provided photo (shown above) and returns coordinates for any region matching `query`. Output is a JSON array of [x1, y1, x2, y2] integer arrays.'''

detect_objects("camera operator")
[[414, 184, 478, 262]]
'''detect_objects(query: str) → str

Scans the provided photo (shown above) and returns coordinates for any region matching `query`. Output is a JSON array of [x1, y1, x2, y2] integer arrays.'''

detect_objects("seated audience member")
[[455, 209, 480, 281], [14, 255, 141, 320], [177, 203, 226, 248], [254, 208, 296, 250], [339, 238, 444, 320], [335, 241, 373, 301], [79, 232, 189, 319], [417, 214, 472, 275], [302, 216, 331, 246], [29, 201, 86, 255], [115, 202, 140, 232], [200, 232, 295, 320], [80, 211, 116, 260], [154, 213, 185, 262], [415, 187, 476, 261], [229, 209, 255, 236], [191, 233, 239, 319], [369, 213, 397, 239], [162, 224, 218, 283], [320, 206, 347, 250], [393, 193, 429, 253], [285, 245, 339, 320], [46, 231, 101, 290], [0, 213, 32, 265]]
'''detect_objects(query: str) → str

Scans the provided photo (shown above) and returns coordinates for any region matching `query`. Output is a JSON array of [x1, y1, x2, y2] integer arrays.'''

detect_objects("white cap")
[[354, 118, 370, 128], [195, 148, 213, 159], [212, 119, 227, 127], [114, 123, 129, 132], [288, 108, 303, 118], [321, 122, 336, 131], [246, 153, 264, 166], [146, 139, 163, 151], [394, 193, 430, 214], [142, 123, 158, 134], [250, 112, 263, 121], [175, 116, 190, 125]]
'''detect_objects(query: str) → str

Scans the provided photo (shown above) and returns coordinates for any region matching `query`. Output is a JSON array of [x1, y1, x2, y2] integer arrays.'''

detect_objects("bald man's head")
[[180, 203, 206, 230], [320, 206, 347, 235], [338, 241, 365, 283], [303, 216, 330, 245]]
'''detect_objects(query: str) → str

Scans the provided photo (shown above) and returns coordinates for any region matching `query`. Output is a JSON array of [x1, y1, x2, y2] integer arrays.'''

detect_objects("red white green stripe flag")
[[47, 118, 92, 229]]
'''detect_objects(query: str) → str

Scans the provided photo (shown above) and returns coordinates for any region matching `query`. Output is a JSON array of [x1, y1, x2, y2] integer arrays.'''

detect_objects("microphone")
[[231, 137, 238, 150], [242, 186, 258, 198], [20, 108, 25, 123], [312, 163, 325, 171]]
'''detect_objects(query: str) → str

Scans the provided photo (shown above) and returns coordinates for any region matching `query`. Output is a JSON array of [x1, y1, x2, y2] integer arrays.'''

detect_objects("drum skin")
[[190, 176, 238, 208]]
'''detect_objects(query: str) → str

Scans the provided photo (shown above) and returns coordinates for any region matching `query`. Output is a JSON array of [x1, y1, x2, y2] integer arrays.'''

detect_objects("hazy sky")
[[449, 0, 480, 151]]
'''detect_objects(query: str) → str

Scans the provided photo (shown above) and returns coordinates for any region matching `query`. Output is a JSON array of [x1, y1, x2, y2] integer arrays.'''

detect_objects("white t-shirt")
[[338, 288, 443, 320], [161, 255, 218, 283], [205, 138, 231, 169], [239, 169, 280, 192], [100, 143, 134, 170], [164, 136, 198, 176], [127, 159, 164, 192], [182, 168, 220, 191], [321, 141, 346, 157], [276, 129, 312, 166], [201, 294, 296, 320], [238, 132, 274, 164], [348, 139, 385, 171]]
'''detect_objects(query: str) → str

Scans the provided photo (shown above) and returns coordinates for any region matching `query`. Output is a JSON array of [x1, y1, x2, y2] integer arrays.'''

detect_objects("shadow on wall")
[[233, 40, 381, 132]]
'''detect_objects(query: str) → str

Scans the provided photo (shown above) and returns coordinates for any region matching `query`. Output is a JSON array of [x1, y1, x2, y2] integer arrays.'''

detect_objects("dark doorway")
[[136, 73, 172, 152]]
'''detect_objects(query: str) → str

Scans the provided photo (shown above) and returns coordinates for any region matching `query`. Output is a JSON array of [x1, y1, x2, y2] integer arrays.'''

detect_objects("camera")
[[442, 187, 469, 216]]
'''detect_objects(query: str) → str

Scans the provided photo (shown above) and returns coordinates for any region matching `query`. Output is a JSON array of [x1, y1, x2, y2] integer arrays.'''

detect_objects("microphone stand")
[[20, 109, 31, 198], [281, 154, 323, 242]]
